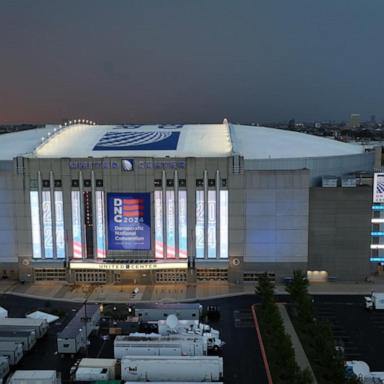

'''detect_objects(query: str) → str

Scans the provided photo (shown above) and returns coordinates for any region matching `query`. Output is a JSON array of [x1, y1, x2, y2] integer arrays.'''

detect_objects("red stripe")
[[123, 205, 144, 211], [123, 199, 144, 203], [123, 212, 144, 217], [251, 304, 273, 384]]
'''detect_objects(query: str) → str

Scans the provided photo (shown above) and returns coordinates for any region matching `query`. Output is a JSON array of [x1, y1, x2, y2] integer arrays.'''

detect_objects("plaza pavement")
[[1, 278, 384, 303]]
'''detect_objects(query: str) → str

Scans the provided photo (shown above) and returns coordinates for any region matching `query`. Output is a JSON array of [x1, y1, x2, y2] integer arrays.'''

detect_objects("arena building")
[[0, 119, 378, 284]]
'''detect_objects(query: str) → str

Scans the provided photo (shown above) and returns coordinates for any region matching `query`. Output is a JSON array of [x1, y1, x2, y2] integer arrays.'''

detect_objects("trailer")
[[0, 341, 23, 365], [121, 356, 223, 382], [0, 330, 36, 352], [74, 367, 111, 381], [73, 358, 117, 379], [365, 292, 384, 311], [8, 370, 61, 384], [114, 334, 206, 358], [0, 326, 42, 341], [57, 304, 99, 355], [134, 303, 202, 321], [0, 356, 9, 382], [0, 318, 48, 338]]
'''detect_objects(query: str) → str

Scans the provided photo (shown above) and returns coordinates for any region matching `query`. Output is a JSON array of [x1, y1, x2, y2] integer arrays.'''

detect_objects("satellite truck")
[[364, 292, 384, 311], [156, 314, 224, 352], [346, 360, 384, 383]]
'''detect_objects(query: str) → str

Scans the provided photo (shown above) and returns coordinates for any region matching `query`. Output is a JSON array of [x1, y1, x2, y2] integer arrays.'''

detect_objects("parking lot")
[[314, 295, 384, 371], [0, 293, 268, 384]]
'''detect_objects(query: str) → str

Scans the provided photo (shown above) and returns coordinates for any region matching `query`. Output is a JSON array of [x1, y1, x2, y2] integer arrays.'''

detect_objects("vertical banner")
[[71, 191, 83, 258], [166, 190, 176, 258], [196, 190, 204, 258], [178, 190, 188, 258], [154, 191, 164, 258], [95, 191, 106, 258], [220, 190, 229, 258], [42, 191, 53, 258], [208, 190, 217, 258], [373, 173, 384, 203], [107, 193, 151, 250], [30, 191, 42, 259], [54, 191, 65, 259]]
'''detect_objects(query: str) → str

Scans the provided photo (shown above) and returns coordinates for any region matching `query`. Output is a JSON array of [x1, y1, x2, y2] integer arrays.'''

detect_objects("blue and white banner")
[[30, 191, 42, 259], [208, 190, 217, 258], [166, 190, 176, 258], [94, 131, 180, 151], [220, 190, 229, 259], [54, 191, 65, 259], [154, 191, 164, 258], [96, 191, 106, 258], [107, 193, 151, 250], [71, 191, 83, 259], [374, 173, 384, 203], [42, 191, 53, 258], [178, 191, 188, 259], [196, 191, 204, 258]]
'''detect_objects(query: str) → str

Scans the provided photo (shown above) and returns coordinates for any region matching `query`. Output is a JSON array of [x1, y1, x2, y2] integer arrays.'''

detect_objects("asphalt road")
[[199, 295, 268, 384]]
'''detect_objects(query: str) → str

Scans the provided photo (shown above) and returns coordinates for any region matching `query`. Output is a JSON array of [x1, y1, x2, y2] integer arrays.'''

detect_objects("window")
[[196, 179, 204, 187], [96, 179, 103, 187], [166, 179, 174, 187], [208, 179, 216, 187], [154, 179, 162, 187], [54, 180, 62, 188], [72, 179, 79, 187], [42, 180, 50, 188], [179, 179, 186, 187], [221, 179, 227, 187], [83, 179, 91, 187]]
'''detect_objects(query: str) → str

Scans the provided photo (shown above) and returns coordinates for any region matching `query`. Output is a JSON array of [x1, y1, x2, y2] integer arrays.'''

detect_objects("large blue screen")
[[107, 193, 151, 250]]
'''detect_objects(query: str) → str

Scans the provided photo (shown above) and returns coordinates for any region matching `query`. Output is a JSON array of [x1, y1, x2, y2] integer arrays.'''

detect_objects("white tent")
[[26, 311, 59, 324], [0, 307, 8, 318]]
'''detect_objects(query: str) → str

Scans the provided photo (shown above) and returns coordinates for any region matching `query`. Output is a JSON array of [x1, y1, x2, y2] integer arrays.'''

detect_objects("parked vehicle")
[[364, 292, 384, 311], [121, 356, 223, 382], [114, 334, 205, 358]]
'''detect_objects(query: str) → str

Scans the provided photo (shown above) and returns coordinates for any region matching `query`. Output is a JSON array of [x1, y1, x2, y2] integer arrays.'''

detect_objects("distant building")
[[350, 114, 361, 129]]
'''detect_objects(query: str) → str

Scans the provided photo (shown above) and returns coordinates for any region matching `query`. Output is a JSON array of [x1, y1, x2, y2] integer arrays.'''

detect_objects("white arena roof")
[[0, 121, 365, 160]]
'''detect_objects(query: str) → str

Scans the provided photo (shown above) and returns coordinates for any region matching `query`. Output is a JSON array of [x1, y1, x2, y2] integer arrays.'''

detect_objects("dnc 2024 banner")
[[107, 193, 151, 250]]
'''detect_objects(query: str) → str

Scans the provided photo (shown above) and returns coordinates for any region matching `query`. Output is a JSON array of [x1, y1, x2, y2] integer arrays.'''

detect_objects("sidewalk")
[[1, 279, 384, 303], [278, 303, 318, 384]]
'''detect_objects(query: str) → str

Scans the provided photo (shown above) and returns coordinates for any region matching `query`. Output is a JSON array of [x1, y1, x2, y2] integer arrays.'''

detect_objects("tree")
[[256, 272, 275, 307], [286, 270, 313, 323], [286, 270, 309, 301]]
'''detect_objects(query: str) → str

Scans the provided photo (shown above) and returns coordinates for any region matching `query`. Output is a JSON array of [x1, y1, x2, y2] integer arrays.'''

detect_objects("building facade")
[[0, 121, 378, 284]]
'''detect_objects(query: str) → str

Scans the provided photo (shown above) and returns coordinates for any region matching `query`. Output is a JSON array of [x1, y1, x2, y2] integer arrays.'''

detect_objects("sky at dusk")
[[0, 0, 383, 124]]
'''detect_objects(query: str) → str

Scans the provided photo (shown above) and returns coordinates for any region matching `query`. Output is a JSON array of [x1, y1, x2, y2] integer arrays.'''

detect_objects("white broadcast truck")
[[346, 360, 384, 382], [121, 356, 223, 382], [156, 315, 224, 352], [364, 292, 384, 311], [114, 334, 206, 358]]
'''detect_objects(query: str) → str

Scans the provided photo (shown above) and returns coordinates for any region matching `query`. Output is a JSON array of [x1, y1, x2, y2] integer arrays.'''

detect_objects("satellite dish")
[[166, 314, 178, 330]]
